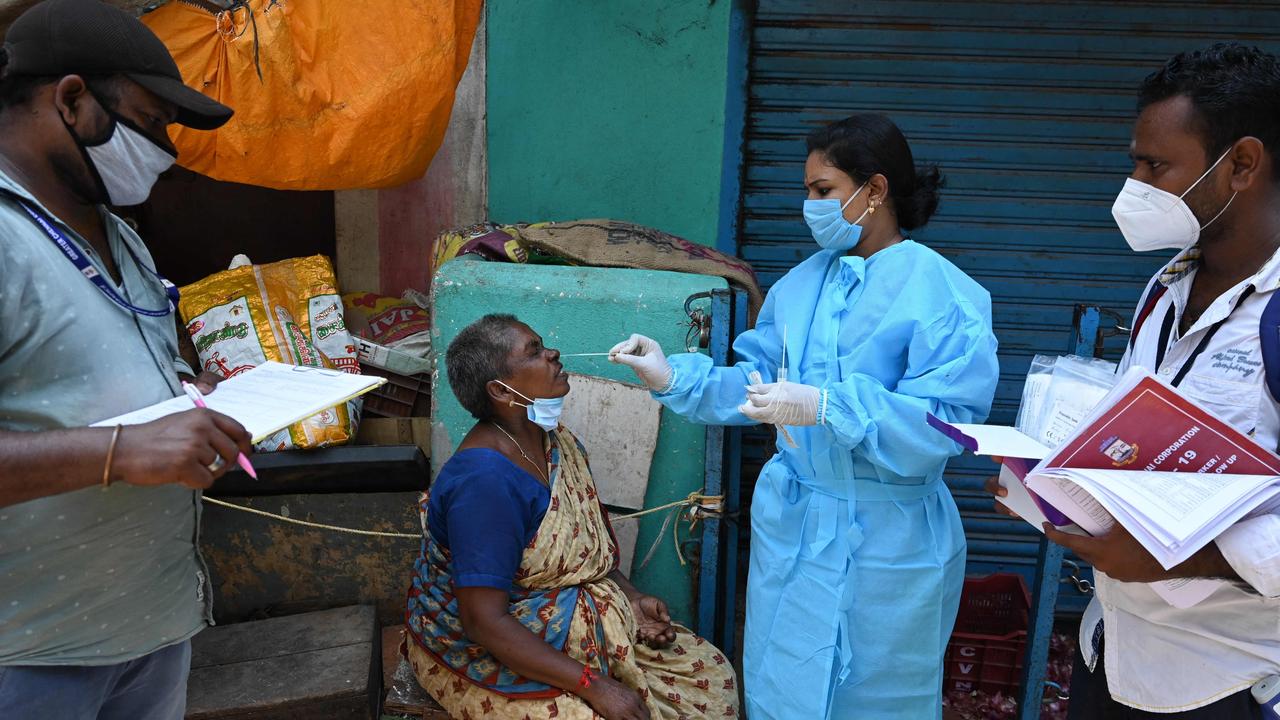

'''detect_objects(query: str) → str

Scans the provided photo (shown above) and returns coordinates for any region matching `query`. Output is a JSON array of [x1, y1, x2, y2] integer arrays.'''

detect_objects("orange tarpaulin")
[[143, 0, 482, 190]]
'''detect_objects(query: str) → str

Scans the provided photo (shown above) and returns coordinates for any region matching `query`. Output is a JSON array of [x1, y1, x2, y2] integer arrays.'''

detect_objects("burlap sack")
[[512, 220, 764, 323]]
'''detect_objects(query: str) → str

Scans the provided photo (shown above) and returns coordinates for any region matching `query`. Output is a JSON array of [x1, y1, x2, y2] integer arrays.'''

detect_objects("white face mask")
[[1111, 147, 1237, 252], [494, 379, 565, 432], [86, 120, 177, 206], [75, 112, 176, 207]]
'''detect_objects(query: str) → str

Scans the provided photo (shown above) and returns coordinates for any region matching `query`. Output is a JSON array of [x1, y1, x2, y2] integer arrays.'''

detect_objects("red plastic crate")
[[945, 573, 1031, 695]]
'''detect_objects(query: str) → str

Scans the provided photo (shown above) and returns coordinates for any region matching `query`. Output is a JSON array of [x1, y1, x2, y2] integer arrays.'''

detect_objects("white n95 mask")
[[1111, 147, 1236, 252]]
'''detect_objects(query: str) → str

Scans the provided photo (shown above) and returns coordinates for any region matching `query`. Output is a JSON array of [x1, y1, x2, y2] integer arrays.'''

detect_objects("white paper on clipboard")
[[92, 361, 386, 443]]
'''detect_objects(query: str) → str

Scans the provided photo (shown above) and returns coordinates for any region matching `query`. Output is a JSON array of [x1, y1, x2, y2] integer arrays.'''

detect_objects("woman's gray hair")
[[446, 314, 521, 420]]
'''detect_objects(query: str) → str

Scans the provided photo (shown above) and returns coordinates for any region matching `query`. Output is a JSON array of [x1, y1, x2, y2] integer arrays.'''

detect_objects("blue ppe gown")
[[656, 241, 999, 719]]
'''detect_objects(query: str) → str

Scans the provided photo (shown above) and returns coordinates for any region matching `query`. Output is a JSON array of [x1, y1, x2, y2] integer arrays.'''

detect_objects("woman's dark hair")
[[1138, 42, 1280, 175], [446, 314, 521, 420], [806, 113, 943, 231]]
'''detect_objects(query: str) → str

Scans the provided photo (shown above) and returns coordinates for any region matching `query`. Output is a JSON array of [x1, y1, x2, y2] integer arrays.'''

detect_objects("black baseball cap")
[[3, 0, 232, 130]]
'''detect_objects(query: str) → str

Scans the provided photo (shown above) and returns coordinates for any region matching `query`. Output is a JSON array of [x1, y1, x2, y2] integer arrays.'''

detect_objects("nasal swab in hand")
[[778, 325, 789, 383], [748, 369, 798, 448], [562, 353, 613, 357], [750, 324, 797, 448]]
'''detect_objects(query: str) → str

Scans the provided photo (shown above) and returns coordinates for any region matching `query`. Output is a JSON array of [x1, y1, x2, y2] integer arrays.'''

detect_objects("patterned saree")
[[406, 427, 738, 719]]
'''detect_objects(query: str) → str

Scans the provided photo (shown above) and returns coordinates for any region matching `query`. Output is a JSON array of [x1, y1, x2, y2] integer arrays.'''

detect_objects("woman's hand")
[[579, 675, 651, 720], [605, 570, 675, 648], [609, 334, 673, 392], [739, 381, 822, 426], [630, 595, 676, 649]]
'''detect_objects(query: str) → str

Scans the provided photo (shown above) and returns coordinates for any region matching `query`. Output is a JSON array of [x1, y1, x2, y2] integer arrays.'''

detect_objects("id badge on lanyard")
[[15, 199, 179, 317]]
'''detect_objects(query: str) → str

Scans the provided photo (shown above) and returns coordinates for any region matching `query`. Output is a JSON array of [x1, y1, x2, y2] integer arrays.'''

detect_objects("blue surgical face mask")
[[803, 183, 870, 251], [495, 379, 564, 431]]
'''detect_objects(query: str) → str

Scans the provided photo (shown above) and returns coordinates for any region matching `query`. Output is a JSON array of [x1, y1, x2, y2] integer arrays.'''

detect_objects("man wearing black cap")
[[0, 1, 253, 718]]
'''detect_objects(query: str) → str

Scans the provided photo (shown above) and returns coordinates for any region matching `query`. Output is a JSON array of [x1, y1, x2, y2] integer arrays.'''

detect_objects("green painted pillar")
[[485, 0, 734, 248]]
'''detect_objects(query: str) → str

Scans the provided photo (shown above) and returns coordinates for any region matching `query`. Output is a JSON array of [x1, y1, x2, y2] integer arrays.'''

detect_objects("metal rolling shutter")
[[740, 0, 1280, 611]]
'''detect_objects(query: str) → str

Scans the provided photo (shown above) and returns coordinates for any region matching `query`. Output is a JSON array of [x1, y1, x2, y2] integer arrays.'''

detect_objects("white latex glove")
[[609, 334, 674, 392], [739, 381, 823, 426]]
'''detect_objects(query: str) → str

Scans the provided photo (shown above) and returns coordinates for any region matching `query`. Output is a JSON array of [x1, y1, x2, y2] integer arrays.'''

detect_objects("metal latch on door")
[[683, 291, 714, 351]]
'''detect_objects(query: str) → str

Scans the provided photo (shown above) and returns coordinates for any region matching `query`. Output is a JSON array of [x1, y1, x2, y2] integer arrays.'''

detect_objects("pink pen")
[[181, 381, 258, 479]]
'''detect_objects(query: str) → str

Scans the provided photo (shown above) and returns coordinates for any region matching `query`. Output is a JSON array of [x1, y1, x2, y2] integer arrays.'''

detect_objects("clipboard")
[[92, 361, 388, 443]]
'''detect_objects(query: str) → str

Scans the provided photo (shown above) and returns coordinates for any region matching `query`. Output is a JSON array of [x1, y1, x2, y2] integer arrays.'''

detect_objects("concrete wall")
[[486, 1, 734, 248], [338, 0, 739, 289], [335, 13, 488, 296]]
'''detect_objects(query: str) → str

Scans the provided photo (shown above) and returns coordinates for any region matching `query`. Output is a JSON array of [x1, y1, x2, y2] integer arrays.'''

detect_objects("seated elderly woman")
[[405, 314, 739, 720]]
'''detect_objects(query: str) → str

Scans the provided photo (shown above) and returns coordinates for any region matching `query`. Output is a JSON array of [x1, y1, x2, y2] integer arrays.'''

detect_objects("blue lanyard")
[[15, 199, 178, 317]]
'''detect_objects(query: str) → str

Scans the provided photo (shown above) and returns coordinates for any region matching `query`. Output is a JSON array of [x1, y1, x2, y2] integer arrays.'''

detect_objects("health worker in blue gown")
[[610, 113, 1000, 719]]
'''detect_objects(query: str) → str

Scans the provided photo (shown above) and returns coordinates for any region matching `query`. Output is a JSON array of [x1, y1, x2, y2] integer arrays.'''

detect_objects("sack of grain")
[[180, 255, 361, 451]]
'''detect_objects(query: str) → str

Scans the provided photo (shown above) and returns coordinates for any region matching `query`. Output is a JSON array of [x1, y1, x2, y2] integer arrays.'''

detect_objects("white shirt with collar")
[[1080, 243, 1280, 712]]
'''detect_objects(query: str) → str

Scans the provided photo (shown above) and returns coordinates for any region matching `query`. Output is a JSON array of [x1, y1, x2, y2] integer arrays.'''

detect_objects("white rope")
[[610, 492, 723, 521], [611, 492, 726, 570], [201, 492, 725, 543], [202, 496, 420, 539]]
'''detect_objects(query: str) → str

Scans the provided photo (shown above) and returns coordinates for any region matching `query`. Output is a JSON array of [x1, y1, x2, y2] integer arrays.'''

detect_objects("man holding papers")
[[994, 44, 1280, 718], [0, 2, 251, 719]]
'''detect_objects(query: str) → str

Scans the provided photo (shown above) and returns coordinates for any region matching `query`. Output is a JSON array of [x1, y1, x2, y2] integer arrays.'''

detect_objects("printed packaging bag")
[[341, 291, 431, 347], [180, 255, 361, 451]]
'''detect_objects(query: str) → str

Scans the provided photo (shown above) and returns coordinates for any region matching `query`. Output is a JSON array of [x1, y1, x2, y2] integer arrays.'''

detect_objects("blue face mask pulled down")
[[495, 380, 564, 431], [803, 183, 870, 251]]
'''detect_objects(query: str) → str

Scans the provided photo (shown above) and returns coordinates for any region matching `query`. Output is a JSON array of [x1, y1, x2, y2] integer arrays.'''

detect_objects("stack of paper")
[[930, 367, 1280, 608], [926, 416, 1080, 533], [1026, 368, 1280, 564], [92, 361, 387, 443]]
